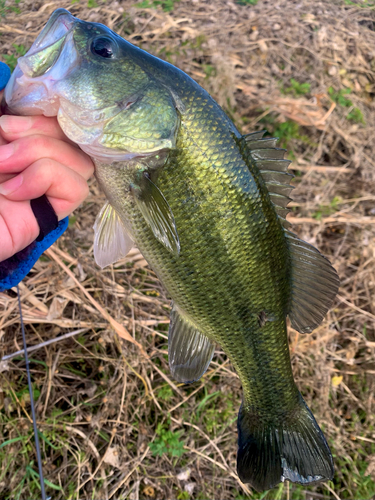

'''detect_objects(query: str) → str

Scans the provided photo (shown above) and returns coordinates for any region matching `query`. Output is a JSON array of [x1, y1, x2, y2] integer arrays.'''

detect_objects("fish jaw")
[[4, 9, 76, 117]]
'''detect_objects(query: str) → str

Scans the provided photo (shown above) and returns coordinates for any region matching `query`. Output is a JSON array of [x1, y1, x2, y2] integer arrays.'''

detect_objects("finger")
[[0, 158, 90, 219], [0, 173, 15, 183], [0, 134, 94, 180], [0, 197, 39, 261], [0, 115, 74, 144]]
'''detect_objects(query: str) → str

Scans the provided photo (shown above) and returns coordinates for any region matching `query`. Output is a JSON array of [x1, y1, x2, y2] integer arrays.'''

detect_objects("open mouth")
[[31, 9, 75, 54], [3, 9, 78, 116], [17, 9, 74, 78]]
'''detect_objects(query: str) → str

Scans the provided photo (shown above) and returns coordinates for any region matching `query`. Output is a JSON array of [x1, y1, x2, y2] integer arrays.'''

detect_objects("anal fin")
[[286, 231, 340, 333], [168, 304, 215, 383]]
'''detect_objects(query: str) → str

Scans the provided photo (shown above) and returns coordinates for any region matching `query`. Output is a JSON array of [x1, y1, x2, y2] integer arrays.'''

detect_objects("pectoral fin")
[[168, 304, 215, 383], [133, 174, 180, 255], [93, 201, 134, 269]]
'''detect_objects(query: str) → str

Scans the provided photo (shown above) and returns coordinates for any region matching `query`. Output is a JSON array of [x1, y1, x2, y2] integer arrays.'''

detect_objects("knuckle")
[[32, 158, 53, 182], [0, 207, 38, 259], [18, 211, 38, 246], [78, 177, 90, 201], [32, 134, 51, 153], [73, 151, 94, 178]]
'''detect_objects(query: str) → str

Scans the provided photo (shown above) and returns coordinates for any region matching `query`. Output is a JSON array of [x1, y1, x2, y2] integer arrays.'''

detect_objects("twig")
[[288, 216, 375, 225], [324, 482, 341, 500], [290, 165, 354, 172], [64, 425, 101, 461], [108, 447, 149, 499], [0, 328, 88, 362], [355, 436, 375, 444], [185, 446, 252, 496], [45, 248, 148, 358], [42, 348, 61, 419], [172, 417, 228, 468], [337, 295, 375, 322], [152, 362, 184, 398]]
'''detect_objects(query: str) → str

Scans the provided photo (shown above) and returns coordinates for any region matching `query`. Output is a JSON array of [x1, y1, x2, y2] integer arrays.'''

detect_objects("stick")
[[1, 328, 88, 362]]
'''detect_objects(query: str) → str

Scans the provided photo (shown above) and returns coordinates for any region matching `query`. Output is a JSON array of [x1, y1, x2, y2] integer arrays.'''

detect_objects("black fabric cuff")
[[30, 195, 59, 242]]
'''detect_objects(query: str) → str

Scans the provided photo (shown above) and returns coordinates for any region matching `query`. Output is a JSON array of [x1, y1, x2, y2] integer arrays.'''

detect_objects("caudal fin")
[[237, 395, 334, 491]]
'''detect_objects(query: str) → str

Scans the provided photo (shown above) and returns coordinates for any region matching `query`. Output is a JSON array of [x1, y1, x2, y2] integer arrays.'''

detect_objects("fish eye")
[[91, 36, 117, 59]]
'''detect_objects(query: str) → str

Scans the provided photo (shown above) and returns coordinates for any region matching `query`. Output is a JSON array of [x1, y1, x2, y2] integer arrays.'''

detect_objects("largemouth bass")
[[4, 9, 339, 492]]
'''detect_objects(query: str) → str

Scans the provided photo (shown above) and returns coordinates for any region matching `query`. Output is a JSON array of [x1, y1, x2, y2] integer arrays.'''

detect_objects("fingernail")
[[0, 173, 23, 195], [0, 142, 14, 161], [0, 115, 33, 134]]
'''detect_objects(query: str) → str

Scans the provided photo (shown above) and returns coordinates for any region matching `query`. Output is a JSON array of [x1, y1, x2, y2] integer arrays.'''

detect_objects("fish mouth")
[[3, 9, 122, 124], [3, 9, 76, 116], [16, 9, 74, 78], [30, 8, 74, 54]]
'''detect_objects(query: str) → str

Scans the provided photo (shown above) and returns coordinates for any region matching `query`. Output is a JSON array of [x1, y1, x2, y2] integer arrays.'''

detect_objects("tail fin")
[[237, 395, 334, 491]]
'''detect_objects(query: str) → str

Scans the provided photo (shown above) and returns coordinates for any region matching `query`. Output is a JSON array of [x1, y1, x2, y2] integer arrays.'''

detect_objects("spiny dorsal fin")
[[246, 137, 279, 149], [256, 158, 293, 225], [243, 133, 294, 228], [285, 231, 340, 333], [244, 130, 267, 142], [251, 148, 287, 161], [168, 304, 215, 383]]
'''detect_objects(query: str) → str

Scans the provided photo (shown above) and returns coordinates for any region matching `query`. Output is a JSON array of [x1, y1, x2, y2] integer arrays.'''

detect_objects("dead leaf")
[[177, 468, 191, 481], [185, 483, 195, 495], [103, 446, 120, 468], [47, 297, 68, 321], [332, 375, 343, 387]]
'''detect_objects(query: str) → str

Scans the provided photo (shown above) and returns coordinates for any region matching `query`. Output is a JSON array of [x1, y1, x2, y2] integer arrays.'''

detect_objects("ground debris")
[[0, 0, 374, 499]]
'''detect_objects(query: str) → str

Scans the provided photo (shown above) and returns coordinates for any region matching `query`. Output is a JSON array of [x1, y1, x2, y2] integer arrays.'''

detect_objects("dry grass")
[[0, 0, 375, 498]]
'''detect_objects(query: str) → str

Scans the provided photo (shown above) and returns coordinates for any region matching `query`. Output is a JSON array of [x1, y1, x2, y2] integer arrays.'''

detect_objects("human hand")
[[0, 64, 94, 261]]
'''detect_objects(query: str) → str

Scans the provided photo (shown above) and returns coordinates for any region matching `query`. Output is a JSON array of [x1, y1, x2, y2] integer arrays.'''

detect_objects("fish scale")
[[4, 8, 339, 492], [97, 84, 295, 413]]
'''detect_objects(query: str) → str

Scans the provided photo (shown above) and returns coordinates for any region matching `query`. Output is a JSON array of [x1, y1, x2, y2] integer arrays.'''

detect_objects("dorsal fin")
[[285, 231, 340, 333], [242, 133, 294, 228], [244, 130, 267, 142], [255, 156, 294, 227], [244, 132, 339, 333], [251, 148, 287, 161], [246, 137, 279, 149]]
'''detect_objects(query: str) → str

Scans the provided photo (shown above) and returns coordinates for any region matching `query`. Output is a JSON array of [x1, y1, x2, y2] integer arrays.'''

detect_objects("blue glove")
[[0, 62, 11, 91], [0, 217, 69, 291], [0, 64, 70, 291]]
